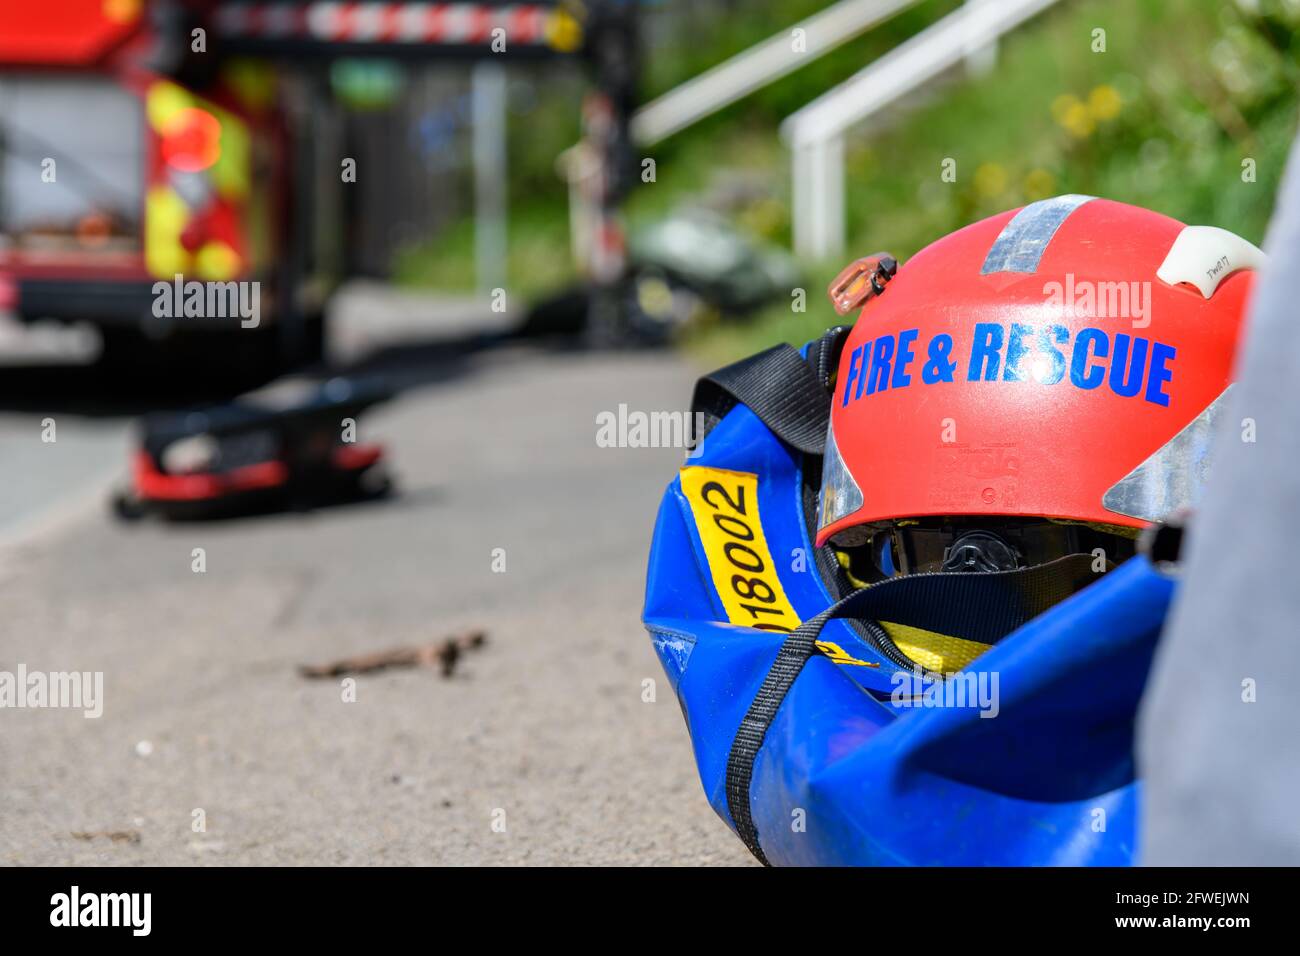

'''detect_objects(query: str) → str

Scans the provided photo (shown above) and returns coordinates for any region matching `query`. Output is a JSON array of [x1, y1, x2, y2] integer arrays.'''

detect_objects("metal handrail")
[[631, 0, 923, 146], [784, 0, 1066, 259]]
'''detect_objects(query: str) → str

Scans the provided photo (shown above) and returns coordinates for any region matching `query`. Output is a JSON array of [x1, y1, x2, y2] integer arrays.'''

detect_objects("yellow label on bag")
[[680, 466, 802, 634], [813, 640, 877, 667]]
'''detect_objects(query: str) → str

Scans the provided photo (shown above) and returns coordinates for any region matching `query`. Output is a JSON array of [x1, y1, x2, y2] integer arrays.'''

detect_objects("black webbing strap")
[[724, 553, 1099, 864], [692, 344, 833, 456]]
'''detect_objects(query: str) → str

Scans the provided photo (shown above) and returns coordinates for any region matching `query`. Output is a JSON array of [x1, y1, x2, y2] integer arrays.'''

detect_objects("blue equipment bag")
[[642, 340, 1176, 865]]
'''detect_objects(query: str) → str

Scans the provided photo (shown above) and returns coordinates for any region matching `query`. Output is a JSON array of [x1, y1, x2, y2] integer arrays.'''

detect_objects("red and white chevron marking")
[[214, 3, 553, 46]]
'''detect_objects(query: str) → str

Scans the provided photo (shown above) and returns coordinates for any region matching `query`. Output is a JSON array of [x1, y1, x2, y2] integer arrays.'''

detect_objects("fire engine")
[[0, 0, 634, 371], [0, 0, 336, 369]]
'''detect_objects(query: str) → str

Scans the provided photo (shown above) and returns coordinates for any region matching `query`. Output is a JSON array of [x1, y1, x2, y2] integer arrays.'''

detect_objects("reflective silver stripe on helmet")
[[1101, 385, 1233, 523], [981, 194, 1096, 275], [818, 418, 864, 537]]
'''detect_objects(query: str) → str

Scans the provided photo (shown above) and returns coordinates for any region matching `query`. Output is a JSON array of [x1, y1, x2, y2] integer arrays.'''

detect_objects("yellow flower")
[[1087, 84, 1122, 122], [1023, 169, 1056, 200], [1051, 94, 1080, 123], [1059, 101, 1095, 138], [974, 163, 1008, 197]]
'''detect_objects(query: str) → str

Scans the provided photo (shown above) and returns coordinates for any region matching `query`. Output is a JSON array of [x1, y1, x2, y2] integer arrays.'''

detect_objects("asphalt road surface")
[[0, 291, 754, 866]]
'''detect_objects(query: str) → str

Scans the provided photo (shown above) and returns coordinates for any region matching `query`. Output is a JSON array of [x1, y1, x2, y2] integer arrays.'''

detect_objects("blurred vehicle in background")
[[0, 0, 341, 374], [522, 210, 801, 343], [631, 210, 800, 315]]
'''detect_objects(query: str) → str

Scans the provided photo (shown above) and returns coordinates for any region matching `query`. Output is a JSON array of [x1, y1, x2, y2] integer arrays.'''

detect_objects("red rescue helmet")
[[816, 196, 1264, 573]]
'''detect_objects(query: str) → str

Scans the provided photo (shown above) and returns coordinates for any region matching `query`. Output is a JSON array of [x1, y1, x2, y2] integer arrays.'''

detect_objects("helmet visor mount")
[[1100, 385, 1233, 524]]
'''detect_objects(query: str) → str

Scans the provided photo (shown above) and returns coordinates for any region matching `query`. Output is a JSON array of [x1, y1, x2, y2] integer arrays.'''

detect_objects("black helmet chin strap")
[[726, 552, 1102, 865]]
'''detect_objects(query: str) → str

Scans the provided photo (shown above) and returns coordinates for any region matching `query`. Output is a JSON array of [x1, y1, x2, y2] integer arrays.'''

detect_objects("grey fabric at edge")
[[1138, 135, 1300, 865]]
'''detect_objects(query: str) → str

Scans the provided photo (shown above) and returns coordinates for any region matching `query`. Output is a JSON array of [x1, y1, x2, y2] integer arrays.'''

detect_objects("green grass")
[[391, 200, 574, 301]]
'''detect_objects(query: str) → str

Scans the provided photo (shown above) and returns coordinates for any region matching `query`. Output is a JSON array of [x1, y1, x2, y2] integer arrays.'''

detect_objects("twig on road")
[[71, 830, 142, 845], [298, 631, 487, 679]]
